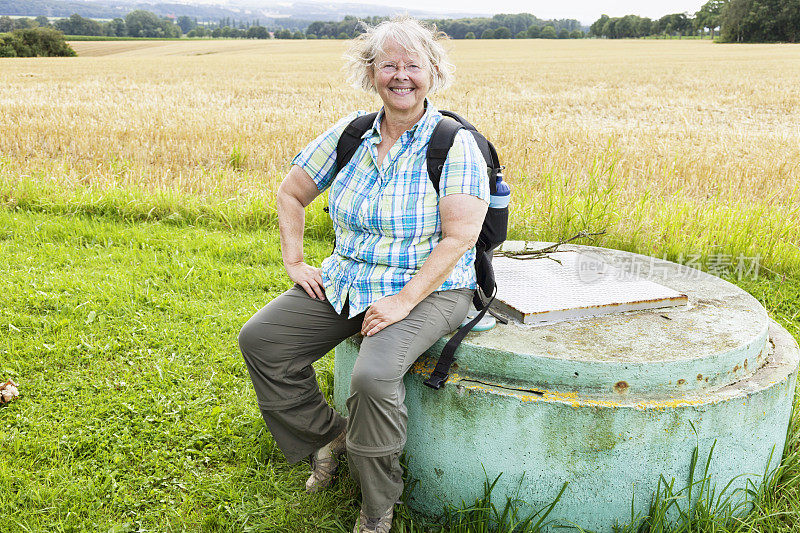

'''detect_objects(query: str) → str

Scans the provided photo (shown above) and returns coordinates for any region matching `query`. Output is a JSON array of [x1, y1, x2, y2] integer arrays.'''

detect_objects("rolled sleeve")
[[291, 111, 365, 192], [438, 129, 490, 202]]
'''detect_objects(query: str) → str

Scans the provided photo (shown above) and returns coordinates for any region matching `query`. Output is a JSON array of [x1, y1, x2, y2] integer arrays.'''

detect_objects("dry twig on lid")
[[495, 230, 606, 263]]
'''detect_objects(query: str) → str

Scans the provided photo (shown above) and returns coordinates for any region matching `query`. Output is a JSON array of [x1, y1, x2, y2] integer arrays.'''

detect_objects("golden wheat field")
[[1, 39, 799, 272]]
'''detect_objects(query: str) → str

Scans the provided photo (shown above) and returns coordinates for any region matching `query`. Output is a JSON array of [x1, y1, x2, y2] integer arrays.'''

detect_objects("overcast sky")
[[326, 0, 708, 25]]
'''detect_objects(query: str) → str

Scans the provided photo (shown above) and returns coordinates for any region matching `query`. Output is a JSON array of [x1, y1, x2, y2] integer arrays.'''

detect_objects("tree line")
[[589, 13, 693, 39], [3, 2, 797, 42], [0, 12, 342, 39], [720, 0, 799, 42], [589, 0, 799, 42], [0, 12, 274, 39], [1, 11, 586, 40], [308, 14, 585, 39], [435, 13, 583, 38], [0, 12, 181, 38]]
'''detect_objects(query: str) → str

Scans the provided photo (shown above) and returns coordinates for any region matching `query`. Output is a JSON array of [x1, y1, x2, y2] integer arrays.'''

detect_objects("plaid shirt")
[[291, 102, 489, 317]]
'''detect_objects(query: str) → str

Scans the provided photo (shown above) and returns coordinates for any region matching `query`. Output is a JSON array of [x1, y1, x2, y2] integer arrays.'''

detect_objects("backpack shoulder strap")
[[423, 287, 498, 390], [335, 112, 378, 175], [422, 110, 508, 391], [426, 114, 464, 194], [433, 110, 501, 194]]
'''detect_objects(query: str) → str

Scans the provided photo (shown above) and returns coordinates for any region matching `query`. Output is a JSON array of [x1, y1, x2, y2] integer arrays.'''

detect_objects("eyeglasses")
[[376, 61, 424, 75]]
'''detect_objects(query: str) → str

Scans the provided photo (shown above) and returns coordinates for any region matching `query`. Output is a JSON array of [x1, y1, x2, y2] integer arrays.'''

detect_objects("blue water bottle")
[[460, 170, 511, 333], [490, 170, 511, 208]]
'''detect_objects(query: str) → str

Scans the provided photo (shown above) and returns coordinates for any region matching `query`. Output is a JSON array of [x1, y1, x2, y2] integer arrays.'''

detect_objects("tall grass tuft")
[[393, 472, 568, 533], [228, 143, 247, 171]]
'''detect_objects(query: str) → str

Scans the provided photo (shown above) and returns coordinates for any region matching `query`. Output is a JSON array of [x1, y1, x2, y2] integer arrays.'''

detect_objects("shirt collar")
[[364, 99, 438, 147]]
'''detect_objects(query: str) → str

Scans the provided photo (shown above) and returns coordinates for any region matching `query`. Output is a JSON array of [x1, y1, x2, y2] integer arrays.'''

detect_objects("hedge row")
[[0, 27, 75, 57]]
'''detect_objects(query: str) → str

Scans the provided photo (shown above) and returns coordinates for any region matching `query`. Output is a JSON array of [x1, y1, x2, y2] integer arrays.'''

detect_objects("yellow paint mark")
[[410, 361, 707, 411], [456, 381, 708, 410]]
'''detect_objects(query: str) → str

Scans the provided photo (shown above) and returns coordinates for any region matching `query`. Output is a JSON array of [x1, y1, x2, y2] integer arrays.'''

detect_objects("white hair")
[[344, 16, 454, 94]]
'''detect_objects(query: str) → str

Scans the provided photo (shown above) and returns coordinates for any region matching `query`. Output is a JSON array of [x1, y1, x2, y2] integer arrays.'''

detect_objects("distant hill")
[[0, 0, 466, 23], [1, 0, 124, 19]]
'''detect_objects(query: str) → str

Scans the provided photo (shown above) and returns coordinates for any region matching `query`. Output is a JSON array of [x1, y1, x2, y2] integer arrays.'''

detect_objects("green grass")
[[4, 169, 799, 277], [0, 209, 351, 531], [1, 208, 799, 532]]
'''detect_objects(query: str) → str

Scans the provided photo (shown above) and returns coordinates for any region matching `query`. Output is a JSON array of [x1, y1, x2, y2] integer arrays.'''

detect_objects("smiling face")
[[370, 39, 432, 121]]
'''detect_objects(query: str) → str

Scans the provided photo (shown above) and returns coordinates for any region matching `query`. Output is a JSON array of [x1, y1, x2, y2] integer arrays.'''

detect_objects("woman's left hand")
[[361, 294, 414, 337]]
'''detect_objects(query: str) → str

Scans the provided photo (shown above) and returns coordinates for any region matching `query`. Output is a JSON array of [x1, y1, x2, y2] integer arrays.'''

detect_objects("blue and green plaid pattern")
[[291, 102, 489, 317]]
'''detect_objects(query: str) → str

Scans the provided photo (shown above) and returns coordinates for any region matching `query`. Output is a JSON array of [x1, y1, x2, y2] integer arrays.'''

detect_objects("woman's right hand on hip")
[[285, 261, 327, 300]]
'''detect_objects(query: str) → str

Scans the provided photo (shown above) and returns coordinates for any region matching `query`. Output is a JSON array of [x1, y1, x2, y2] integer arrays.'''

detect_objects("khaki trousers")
[[238, 285, 472, 518]]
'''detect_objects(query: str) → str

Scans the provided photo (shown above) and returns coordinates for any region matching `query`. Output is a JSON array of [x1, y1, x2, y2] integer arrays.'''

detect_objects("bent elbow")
[[452, 230, 481, 255]]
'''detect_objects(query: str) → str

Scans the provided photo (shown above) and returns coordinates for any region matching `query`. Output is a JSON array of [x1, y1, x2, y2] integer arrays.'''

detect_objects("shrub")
[[0, 41, 17, 57], [540, 25, 557, 38], [54, 13, 103, 36], [246, 25, 268, 39], [494, 26, 512, 38], [0, 27, 76, 57], [125, 10, 180, 38]]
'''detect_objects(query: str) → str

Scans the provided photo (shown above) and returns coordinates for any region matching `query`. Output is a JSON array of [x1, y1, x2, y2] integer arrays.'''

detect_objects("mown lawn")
[[0, 209, 357, 532], [1, 208, 799, 532]]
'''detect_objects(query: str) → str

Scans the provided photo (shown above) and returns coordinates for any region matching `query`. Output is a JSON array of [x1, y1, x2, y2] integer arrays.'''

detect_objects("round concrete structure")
[[333, 244, 799, 531]]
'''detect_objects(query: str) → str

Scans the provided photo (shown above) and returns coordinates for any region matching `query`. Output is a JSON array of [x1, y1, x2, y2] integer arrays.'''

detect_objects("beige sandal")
[[305, 429, 347, 493]]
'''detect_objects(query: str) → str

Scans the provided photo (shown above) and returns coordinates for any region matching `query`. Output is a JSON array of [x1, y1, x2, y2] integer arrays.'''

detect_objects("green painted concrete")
[[332, 246, 799, 531]]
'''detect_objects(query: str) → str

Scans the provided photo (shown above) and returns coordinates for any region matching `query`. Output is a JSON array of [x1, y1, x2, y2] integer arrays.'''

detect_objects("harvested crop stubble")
[[1, 39, 798, 272]]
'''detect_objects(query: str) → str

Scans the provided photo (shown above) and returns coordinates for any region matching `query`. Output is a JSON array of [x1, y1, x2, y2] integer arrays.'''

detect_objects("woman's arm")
[[277, 165, 327, 300], [361, 193, 488, 336]]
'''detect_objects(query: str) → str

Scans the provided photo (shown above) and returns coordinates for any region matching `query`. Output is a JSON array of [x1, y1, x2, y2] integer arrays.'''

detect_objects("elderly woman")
[[238, 16, 489, 533]]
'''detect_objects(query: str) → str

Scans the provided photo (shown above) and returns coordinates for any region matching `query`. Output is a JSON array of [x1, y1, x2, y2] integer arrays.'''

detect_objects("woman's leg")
[[346, 288, 473, 519], [238, 285, 362, 463]]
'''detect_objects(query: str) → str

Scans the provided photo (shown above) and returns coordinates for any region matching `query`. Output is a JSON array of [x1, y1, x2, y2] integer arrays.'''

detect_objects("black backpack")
[[334, 110, 508, 390]]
